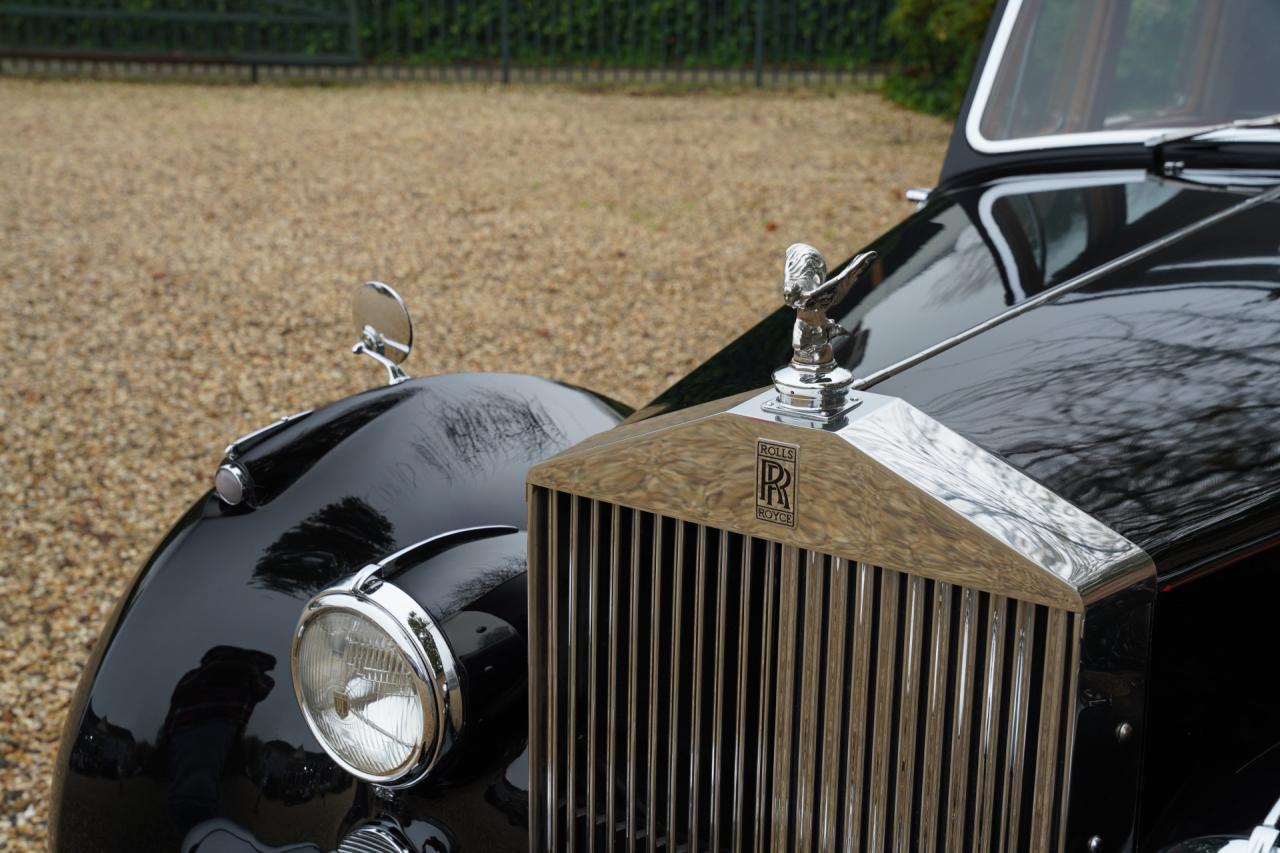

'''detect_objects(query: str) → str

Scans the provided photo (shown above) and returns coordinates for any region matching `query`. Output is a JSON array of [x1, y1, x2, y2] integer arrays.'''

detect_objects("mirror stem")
[[352, 341, 411, 385]]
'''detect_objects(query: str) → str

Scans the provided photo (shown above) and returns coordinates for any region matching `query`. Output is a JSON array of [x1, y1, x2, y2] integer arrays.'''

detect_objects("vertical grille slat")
[[566, 497, 581, 853], [892, 575, 927, 853], [816, 556, 849, 852], [974, 596, 1009, 852], [709, 535, 731, 853], [666, 522, 687, 851], [842, 562, 875, 853], [945, 587, 980, 853], [730, 538, 754, 853], [527, 488, 547, 851], [866, 568, 901, 851], [792, 550, 826, 851], [769, 545, 801, 850], [605, 505, 621, 852], [999, 601, 1036, 853], [529, 487, 1081, 853], [689, 526, 710, 849], [625, 510, 642, 850], [917, 581, 953, 853], [586, 500, 602, 853], [1032, 608, 1068, 850], [752, 543, 778, 853], [547, 493, 563, 851], [646, 517, 665, 850]]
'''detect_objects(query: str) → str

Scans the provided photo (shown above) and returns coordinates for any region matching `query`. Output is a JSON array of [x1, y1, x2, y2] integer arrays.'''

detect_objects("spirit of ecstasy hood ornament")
[[764, 243, 877, 421]]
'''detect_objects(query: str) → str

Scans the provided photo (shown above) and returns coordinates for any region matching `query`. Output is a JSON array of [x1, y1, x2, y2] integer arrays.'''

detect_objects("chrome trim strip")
[[566, 498, 580, 852], [854, 182, 1280, 393], [753, 543, 778, 853], [945, 587, 979, 853], [548, 495, 561, 850], [1031, 608, 1068, 850], [818, 556, 850, 852], [770, 545, 801, 850], [793, 550, 826, 850], [646, 516, 663, 849], [917, 581, 952, 853], [867, 569, 899, 851], [1058, 615, 1083, 853], [974, 597, 1008, 851], [731, 537, 754, 853], [710, 533, 731, 852], [1000, 601, 1035, 853], [605, 504, 621, 853], [625, 510, 641, 850], [527, 490, 546, 851], [667, 522, 687, 850], [689, 525, 709, 849], [842, 561, 874, 853], [586, 500, 601, 853], [892, 575, 926, 852]]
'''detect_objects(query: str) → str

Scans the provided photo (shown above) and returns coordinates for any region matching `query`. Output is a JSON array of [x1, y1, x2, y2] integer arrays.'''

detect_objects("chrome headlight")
[[291, 571, 461, 787]]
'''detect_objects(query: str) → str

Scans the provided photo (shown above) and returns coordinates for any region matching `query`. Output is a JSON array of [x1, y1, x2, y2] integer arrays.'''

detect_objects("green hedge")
[[882, 0, 995, 116]]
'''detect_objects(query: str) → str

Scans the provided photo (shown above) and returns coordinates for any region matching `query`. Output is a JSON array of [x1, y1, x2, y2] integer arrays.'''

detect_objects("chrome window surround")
[[290, 571, 463, 788], [964, 0, 1280, 154]]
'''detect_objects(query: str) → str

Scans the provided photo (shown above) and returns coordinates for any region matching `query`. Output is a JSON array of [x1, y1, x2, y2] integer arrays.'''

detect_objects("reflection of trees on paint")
[[919, 295, 1280, 555], [251, 497, 396, 597], [409, 391, 568, 483], [434, 554, 528, 620], [407, 614, 445, 672], [242, 738, 353, 806]]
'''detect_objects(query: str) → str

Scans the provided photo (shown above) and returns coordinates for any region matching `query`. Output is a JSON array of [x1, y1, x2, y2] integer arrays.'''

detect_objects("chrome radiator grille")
[[528, 488, 1081, 852]]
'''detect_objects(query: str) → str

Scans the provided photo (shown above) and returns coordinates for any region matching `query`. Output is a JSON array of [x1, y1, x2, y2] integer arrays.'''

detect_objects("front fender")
[[49, 372, 625, 853]]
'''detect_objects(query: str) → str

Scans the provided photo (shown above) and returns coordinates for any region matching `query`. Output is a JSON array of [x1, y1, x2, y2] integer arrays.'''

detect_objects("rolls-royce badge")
[[755, 438, 799, 527]]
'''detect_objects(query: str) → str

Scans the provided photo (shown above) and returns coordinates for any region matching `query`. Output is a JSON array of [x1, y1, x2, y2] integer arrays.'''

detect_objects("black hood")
[[638, 170, 1280, 578]]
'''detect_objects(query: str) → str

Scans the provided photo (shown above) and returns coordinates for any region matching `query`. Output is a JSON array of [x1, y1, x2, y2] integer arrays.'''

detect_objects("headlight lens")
[[291, 577, 461, 787], [295, 608, 429, 778]]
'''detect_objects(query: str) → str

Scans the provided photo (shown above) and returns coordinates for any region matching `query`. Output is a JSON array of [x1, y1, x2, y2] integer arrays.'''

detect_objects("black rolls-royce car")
[[49, 0, 1280, 851]]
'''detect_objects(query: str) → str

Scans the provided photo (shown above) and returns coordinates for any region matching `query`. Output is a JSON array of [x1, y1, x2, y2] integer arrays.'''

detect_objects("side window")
[[1106, 0, 1199, 123]]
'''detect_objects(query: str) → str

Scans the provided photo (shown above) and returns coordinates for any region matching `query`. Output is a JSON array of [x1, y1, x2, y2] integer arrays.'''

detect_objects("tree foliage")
[[882, 0, 995, 117]]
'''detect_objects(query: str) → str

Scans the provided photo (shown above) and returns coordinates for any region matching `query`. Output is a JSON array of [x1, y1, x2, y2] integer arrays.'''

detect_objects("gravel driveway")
[[0, 77, 948, 850]]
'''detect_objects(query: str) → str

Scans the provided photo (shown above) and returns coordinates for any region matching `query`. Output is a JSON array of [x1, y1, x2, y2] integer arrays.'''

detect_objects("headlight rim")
[[290, 575, 462, 788]]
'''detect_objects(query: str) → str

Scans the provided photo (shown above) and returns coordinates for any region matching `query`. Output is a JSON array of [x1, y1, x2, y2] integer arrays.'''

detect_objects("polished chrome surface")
[[528, 488, 1084, 851], [222, 409, 312, 459], [764, 243, 877, 422], [533, 387, 1153, 611], [351, 280, 413, 385], [335, 822, 413, 853], [290, 563, 462, 788], [213, 462, 249, 506], [905, 186, 932, 207]]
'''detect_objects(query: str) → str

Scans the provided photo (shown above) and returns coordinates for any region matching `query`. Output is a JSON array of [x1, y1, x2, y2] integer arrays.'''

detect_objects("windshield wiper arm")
[[1145, 111, 1280, 147]]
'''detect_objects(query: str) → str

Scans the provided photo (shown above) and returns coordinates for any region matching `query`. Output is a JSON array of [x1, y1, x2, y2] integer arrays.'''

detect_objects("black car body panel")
[[641, 171, 1280, 585], [49, 373, 625, 853], [51, 0, 1280, 848]]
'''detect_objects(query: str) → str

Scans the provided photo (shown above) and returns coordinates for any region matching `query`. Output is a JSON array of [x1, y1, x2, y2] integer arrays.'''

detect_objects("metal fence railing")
[[0, 0, 896, 86]]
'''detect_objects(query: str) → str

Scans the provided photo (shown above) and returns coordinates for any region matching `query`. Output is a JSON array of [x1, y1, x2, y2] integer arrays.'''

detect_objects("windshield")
[[970, 0, 1280, 150]]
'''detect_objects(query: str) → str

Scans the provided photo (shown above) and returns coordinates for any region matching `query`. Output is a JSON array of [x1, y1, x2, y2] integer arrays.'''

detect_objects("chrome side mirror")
[[352, 281, 413, 385]]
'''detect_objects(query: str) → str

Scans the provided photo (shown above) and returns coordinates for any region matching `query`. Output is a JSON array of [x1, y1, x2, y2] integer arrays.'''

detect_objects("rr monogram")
[[755, 438, 799, 527]]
